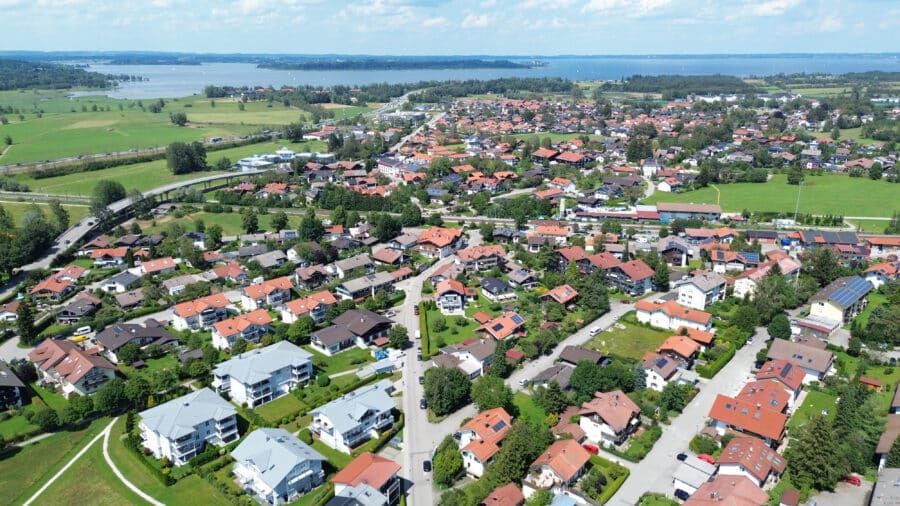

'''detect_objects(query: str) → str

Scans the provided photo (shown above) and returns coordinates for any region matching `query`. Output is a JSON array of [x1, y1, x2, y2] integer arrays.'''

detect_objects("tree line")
[[0, 58, 111, 90]]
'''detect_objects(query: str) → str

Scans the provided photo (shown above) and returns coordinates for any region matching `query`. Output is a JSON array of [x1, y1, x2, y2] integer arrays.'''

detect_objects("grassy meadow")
[[0, 89, 363, 165], [643, 173, 898, 217], [0, 200, 90, 225]]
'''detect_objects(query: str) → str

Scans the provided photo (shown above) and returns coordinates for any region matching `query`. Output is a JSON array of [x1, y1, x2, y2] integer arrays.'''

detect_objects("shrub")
[[689, 434, 719, 455], [317, 374, 331, 387]]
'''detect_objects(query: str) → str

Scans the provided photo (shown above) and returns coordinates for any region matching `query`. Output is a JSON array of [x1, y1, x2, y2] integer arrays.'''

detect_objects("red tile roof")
[[755, 360, 804, 392], [718, 436, 787, 484], [418, 227, 463, 248], [331, 452, 400, 490], [283, 290, 338, 316], [482, 483, 524, 506], [242, 276, 294, 299], [212, 309, 273, 337], [173, 293, 231, 318], [635, 300, 712, 325], [658, 335, 701, 360], [547, 284, 579, 305], [615, 259, 654, 281], [530, 439, 591, 483], [578, 390, 640, 433], [708, 394, 787, 442]]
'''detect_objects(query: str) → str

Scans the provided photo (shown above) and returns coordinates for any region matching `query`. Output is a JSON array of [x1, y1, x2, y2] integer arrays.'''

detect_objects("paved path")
[[102, 417, 166, 506], [15, 431, 54, 447], [22, 418, 116, 506], [610, 330, 769, 505], [0, 336, 29, 362]]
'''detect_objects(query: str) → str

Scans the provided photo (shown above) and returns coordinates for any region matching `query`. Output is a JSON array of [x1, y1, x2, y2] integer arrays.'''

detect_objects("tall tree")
[[298, 208, 324, 242], [424, 367, 471, 416], [786, 415, 846, 491], [489, 421, 554, 484], [271, 211, 289, 232], [470, 375, 514, 413], [767, 313, 791, 340], [16, 297, 37, 346], [241, 208, 258, 234], [48, 200, 69, 233]]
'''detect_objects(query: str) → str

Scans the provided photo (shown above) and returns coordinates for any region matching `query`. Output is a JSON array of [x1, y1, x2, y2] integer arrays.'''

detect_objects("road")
[[389, 111, 446, 153], [609, 330, 768, 505], [102, 417, 165, 506]]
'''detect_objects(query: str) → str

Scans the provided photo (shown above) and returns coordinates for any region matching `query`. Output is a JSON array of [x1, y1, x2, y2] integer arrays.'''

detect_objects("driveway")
[[808, 479, 871, 506], [609, 329, 769, 505], [0, 336, 30, 362]]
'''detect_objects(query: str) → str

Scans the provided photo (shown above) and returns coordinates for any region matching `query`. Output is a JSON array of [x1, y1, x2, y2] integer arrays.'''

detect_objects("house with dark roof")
[[310, 310, 392, 356], [0, 361, 25, 409], [766, 339, 835, 383], [480, 277, 517, 302], [809, 275, 872, 324], [56, 292, 102, 324], [28, 340, 116, 398], [558, 346, 607, 367], [95, 319, 179, 364], [642, 353, 681, 392], [532, 364, 573, 390]]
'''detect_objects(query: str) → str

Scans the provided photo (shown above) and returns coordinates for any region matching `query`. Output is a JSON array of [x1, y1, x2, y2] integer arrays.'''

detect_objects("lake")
[[75, 55, 900, 99]]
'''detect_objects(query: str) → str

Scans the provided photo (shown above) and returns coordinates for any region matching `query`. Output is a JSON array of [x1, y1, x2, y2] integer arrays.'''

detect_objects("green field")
[[12, 139, 324, 196], [137, 210, 301, 236], [643, 173, 898, 217], [847, 218, 892, 234], [586, 318, 670, 360], [256, 394, 305, 424], [0, 200, 90, 226], [0, 418, 109, 504], [788, 390, 838, 430], [303, 345, 375, 377]]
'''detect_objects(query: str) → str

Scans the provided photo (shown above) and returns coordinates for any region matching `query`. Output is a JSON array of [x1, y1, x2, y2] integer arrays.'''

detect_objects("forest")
[[608, 74, 758, 97], [0, 58, 112, 90], [259, 58, 532, 70]]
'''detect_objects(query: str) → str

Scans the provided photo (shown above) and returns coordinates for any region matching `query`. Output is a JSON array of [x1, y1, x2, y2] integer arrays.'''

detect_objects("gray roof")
[[812, 276, 873, 309], [339, 272, 395, 294], [231, 428, 325, 493], [678, 271, 727, 293], [139, 388, 236, 440], [335, 253, 373, 272], [332, 309, 392, 337], [213, 341, 312, 385], [95, 320, 178, 353], [330, 483, 387, 506], [115, 288, 145, 307], [253, 250, 287, 268], [673, 456, 716, 489], [108, 270, 140, 287], [480, 276, 512, 295], [534, 364, 573, 389], [871, 467, 900, 506], [238, 244, 269, 257], [766, 339, 835, 374], [311, 379, 395, 435], [162, 274, 202, 291], [0, 361, 25, 388]]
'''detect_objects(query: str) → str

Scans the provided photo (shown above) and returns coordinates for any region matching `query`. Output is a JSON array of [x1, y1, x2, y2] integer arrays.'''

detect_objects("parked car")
[[385, 310, 396, 318], [418, 376, 425, 385], [413, 305, 420, 315], [419, 398, 427, 409], [518, 378, 530, 387], [696, 454, 715, 464], [582, 444, 599, 455], [844, 475, 862, 486], [423, 460, 432, 472], [674, 489, 690, 501], [676, 452, 688, 461], [588, 326, 602, 337]]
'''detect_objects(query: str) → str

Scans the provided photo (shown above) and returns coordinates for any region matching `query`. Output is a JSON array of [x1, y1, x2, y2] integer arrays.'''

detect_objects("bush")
[[316, 374, 331, 387], [696, 342, 736, 379], [689, 434, 719, 455]]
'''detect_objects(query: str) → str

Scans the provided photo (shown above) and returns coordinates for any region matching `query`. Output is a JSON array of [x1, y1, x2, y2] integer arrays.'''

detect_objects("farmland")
[[643, 173, 898, 218], [0, 90, 355, 165], [11, 139, 325, 196]]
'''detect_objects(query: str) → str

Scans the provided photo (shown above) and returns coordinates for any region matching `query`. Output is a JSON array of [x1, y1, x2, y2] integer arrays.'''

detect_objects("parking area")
[[807, 480, 871, 506]]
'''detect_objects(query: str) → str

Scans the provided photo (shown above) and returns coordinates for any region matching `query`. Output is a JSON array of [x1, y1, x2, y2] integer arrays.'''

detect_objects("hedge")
[[419, 310, 431, 358], [697, 342, 736, 379], [354, 413, 404, 457], [123, 432, 175, 486], [589, 455, 630, 505]]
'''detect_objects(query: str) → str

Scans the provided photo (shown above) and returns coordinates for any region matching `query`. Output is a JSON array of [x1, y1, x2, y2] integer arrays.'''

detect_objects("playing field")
[[0, 90, 342, 165], [643, 173, 897, 217], [12, 139, 325, 196]]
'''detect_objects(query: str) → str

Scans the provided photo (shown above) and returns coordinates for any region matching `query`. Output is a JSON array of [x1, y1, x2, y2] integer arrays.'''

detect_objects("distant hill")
[[0, 59, 111, 90], [258, 58, 533, 71]]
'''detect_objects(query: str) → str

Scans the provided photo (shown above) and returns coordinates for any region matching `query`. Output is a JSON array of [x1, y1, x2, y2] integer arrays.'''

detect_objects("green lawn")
[[513, 392, 547, 425], [0, 417, 109, 504], [311, 439, 352, 469], [0, 90, 328, 165], [638, 494, 679, 506], [838, 127, 884, 146], [642, 173, 897, 218], [137, 210, 301, 236], [304, 345, 375, 377], [852, 292, 886, 329], [256, 394, 305, 424], [31, 382, 69, 412], [11, 139, 325, 196], [788, 390, 838, 430], [846, 218, 892, 234], [0, 413, 37, 439], [585, 319, 671, 360], [118, 352, 179, 377], [426, 310, 482, 350], [105, 416, 233, 505], [0, 201, 91, 226]]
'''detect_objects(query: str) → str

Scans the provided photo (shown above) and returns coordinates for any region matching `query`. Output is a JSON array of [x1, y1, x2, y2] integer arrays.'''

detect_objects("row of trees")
[[0, 201, 67, 275]]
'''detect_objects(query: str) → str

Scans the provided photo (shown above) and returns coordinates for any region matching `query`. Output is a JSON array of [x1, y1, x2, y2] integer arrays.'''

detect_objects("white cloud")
[[819, 15, 843, 32], [462, 13, 492, 28], [744, 0, 802, 17], [582, 0, 671, 16], [422, 16, 449, 27]]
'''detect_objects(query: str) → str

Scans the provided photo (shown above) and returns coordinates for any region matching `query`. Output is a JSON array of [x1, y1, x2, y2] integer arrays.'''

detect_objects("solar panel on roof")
[[656, 358, 668, 368], [492, 420, 507, 432], [780, 363, 793, 378], [740, 252, 759, 263], [492, 323, 504, 331], [511, 315, 525, 324]]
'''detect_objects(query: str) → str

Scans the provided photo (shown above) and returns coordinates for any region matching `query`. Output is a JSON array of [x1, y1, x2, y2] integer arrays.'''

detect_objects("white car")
[[385, 311, 396, 318], [518, 378, 530, 387], [588, 326, 602, 337]]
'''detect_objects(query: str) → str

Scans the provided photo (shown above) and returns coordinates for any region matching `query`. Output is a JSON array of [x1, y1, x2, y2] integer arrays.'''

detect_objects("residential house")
[[95, 319, 179, 364], [436, 279, 467, 315], [310, 310, 392, 356], [657, 237, 693, 267], [482, 483, 524, 506], [172, 293, 234, 331], [708, 250, 759, 273], [90, 247, 129, 266], [765, 339, 835, 383], [0, 361, 25, 409], [675, 272, 727, 310], [732, 256, 802, 300], [232, 428, 326, 505], [809, 276, 873, 324], [606, 259, 654, 295], [526, 439, 591, 490], [56, 292, 101, 324], [656, 202, 722, 221], [657, 335, 701, 367], [718, 436, 787, 488], [736, 380, 791, 415], [432, 339, 496, 379], [480, 277, 517, 302], [708, 394, 788, 447], [455, 408, 512, 478], [532, 364, 573, 390], [141, 257, 177, 276], [457, 245, 506, 273], [212, 341, 312, 407], [876, 415, 900, 471], [332, 254, 374, 279], [103, 271, 141, 293], [253, 250, 288, 270], [212, 261, 248, 284], [683, 475, 768, 506], [281, 290, 339, 324], [139, 388, 240, 466], [642, 353, 681, 392], [211, 309, 274, 350], [116, 288, 145, 310], [507, 267, 538, 290], [755, 360, 805, 407], [28, 340, 115, 398], [310, 379, 395, 454], [371, 248, 407, 266], [335, 271, 396, 301], [635, 300, 713, 332], [478, 312, 526, 341], [241, 277, 294, 310], [416, 227, 463, 259], [388, 232, 420, 252], [558, 346, 607, 367], [865, 261, 900, 289], [546, 284, 579, 307], [162, 274, 203, 296], [578, 390, 641, 447], [0, 301, 17, 322], [30, 275, 74, 301], [332, 452, 402, 506], [673, 455, 717, 496]]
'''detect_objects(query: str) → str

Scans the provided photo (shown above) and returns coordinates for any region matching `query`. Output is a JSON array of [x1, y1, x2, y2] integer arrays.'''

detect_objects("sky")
[[1, 0, 898, 55]]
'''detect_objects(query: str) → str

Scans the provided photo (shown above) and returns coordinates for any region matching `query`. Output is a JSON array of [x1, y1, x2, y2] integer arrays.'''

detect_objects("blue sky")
[[2, 0, 898, 54]]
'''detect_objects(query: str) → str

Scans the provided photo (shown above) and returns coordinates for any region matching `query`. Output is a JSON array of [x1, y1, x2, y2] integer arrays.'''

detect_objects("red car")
[[844, 475, 861, 486], [582, 444, 599, 455], [697, 454, 716, 465]]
